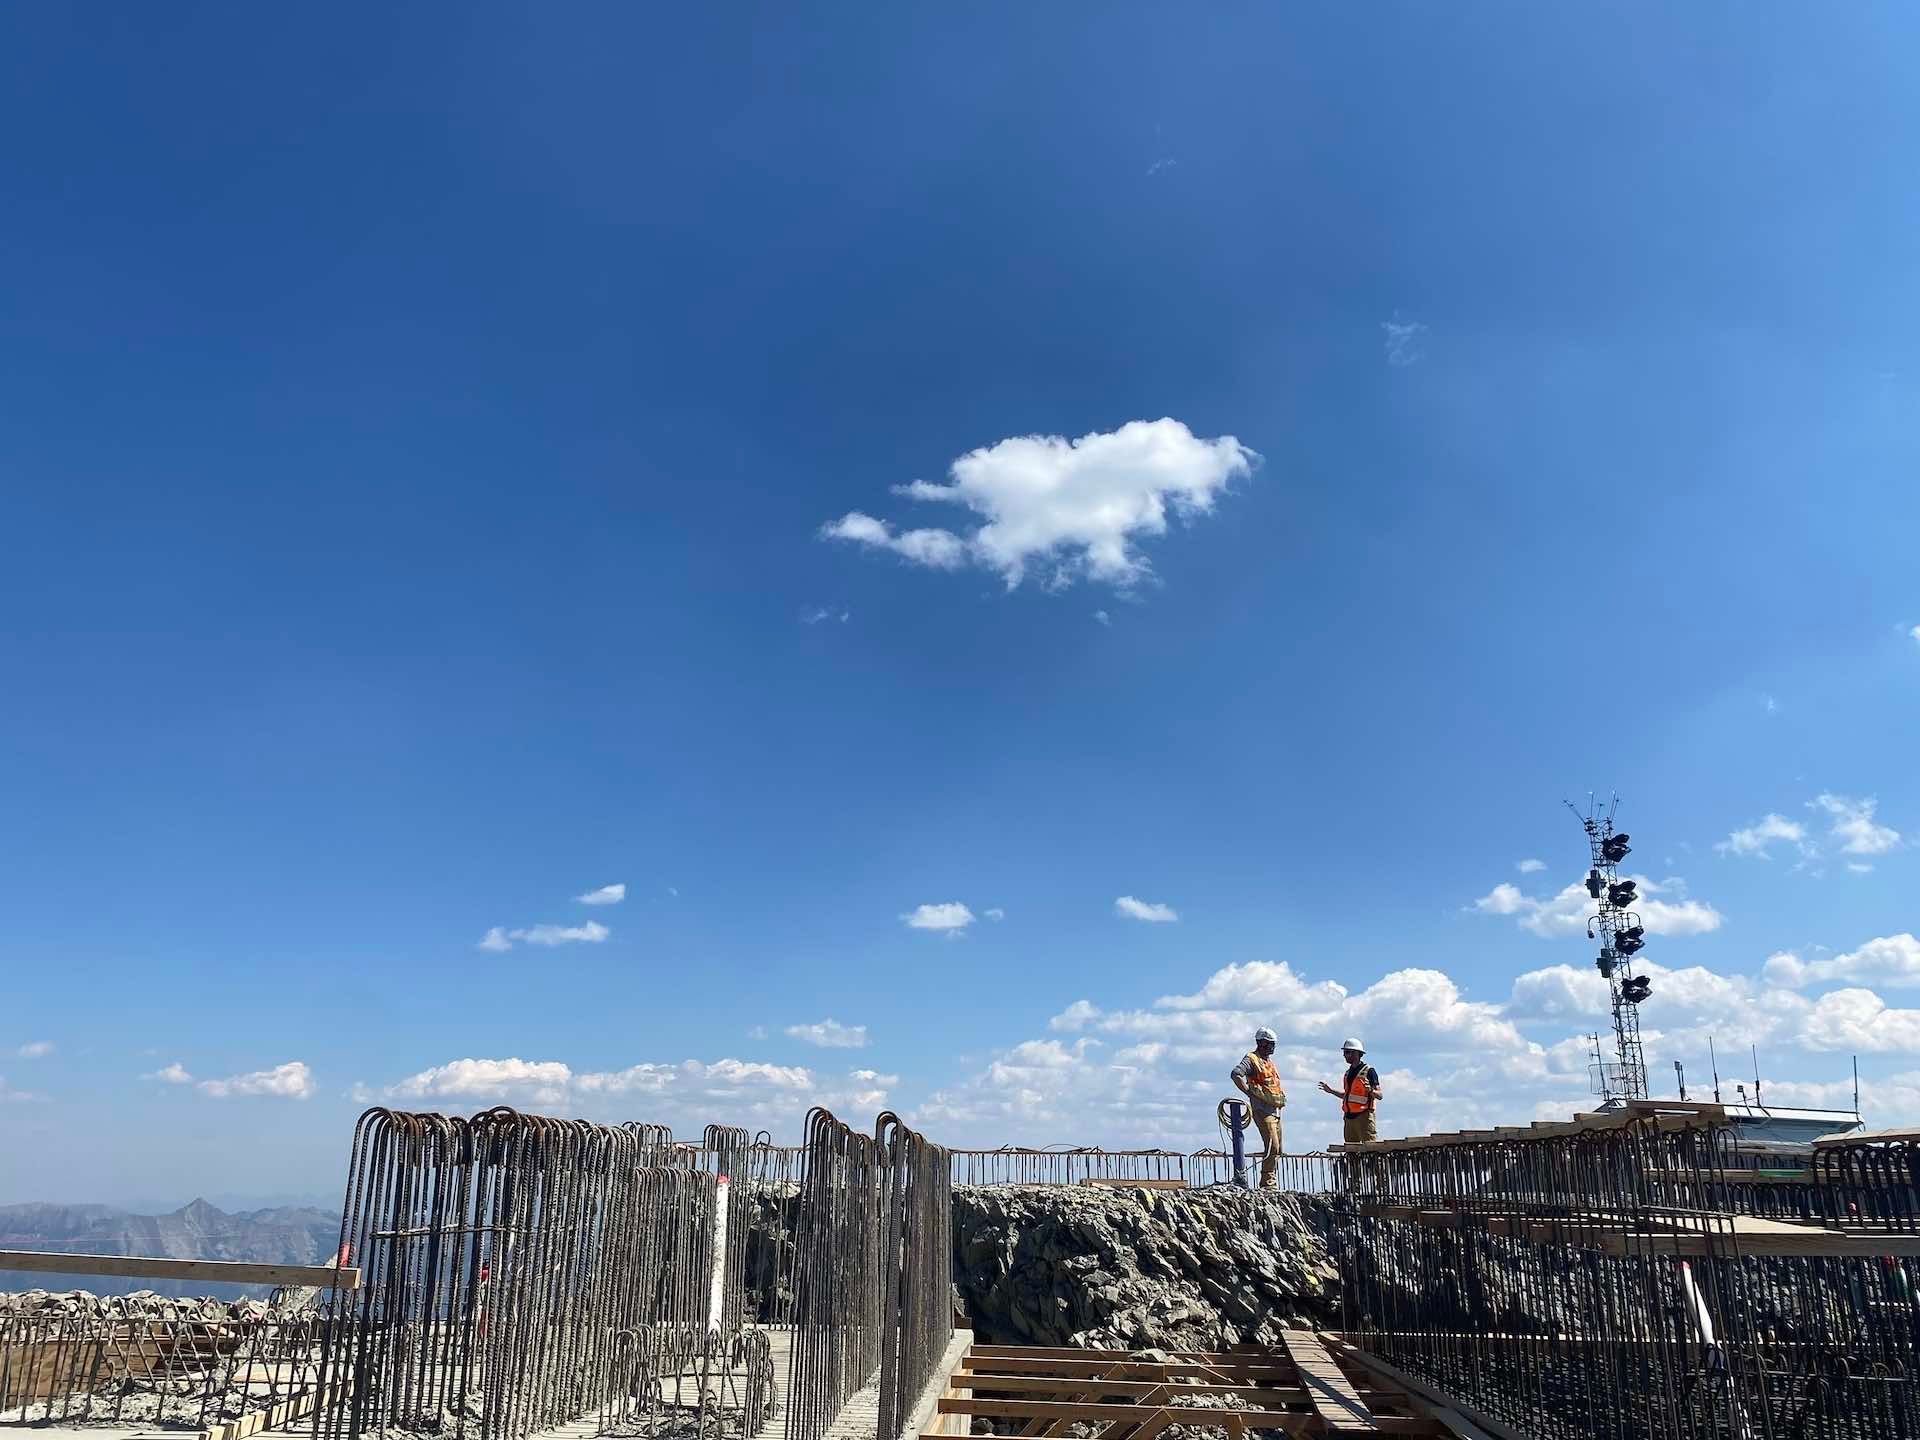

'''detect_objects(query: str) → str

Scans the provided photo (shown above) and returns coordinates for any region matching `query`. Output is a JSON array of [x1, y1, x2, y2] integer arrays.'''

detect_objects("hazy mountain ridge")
[[0, 1198, 341, 1299]]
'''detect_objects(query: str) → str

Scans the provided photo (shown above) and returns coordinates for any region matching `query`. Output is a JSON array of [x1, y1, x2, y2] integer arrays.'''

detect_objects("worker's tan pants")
[[1343, 1110, 1377, 1145], [1254, 1112, 1284, 1188]]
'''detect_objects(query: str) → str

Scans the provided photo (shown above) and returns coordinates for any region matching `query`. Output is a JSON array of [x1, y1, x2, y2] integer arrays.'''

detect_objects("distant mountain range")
[[0, 1198, 341, 1299]]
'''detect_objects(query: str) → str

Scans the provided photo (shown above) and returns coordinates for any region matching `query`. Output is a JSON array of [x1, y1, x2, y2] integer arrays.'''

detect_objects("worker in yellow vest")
[[1229, 1027, 1288, 1189], [1318, 1038, 1381, 1144]]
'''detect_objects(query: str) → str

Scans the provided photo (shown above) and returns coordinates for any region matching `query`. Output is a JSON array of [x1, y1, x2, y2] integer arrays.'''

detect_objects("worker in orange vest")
[[1318, 1038, 1381, 1144], [1230, 1027, 1288, 1189]]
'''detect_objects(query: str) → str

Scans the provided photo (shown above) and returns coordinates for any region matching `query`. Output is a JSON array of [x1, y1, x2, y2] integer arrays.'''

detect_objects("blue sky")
[[3, 5, 1917, 1207]]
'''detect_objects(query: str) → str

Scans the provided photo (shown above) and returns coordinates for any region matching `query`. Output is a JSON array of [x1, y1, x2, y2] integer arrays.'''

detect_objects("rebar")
[[1330, 1119, 1920, 1439], [783, 1109, 952, 1440], [311, 1107, 773, 1440], [0, 1290, 329, 1429]]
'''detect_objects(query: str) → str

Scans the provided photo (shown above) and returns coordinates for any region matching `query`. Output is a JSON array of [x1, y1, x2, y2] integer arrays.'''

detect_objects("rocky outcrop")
[[952, 1185, 1340, 1350]]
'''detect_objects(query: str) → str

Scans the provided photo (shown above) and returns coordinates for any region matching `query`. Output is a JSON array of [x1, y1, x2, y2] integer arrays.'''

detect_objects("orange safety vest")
[[1246, 1053, 1280, 1092], [1342, 1064, 1376, 1116]]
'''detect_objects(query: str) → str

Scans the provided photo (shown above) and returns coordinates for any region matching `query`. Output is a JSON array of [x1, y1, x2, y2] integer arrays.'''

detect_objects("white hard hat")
[[1254, 1027, 1277, 1044], [1341, 1037, 1365, 1053]]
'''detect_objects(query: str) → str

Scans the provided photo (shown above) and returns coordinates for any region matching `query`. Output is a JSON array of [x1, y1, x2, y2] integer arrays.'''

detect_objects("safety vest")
[[1246, 1053, 1280, 1092], [1342, 1064, 1376, 1116]]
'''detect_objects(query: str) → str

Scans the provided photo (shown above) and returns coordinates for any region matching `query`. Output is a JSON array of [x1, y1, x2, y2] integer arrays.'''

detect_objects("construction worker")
[[1318, 1038, 1381, 1144], [1229, 1027, 1288, 1188]]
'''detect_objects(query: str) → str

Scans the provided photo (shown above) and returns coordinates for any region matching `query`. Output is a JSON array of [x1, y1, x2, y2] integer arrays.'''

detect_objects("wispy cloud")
[[146, 1062, 193, 1085], [1516, 859, 1546, 874], [800, 605, 850, 625], [575, 884, 626, 906], [1146, 157, 1177, 177], [1717, 813, 1808, 859], [1115, 895, 1179, 923], [197, 1060, 315, 1100], [985, 907, 1006, 921], [478, 921, 611, 952], [1093, 610, 1111, 627], [0, 1075, 45, 1104], [1811, 793, 1901, 856], [15, 1041, 53, 1060], [820, 419, 1257, 593], [1382, 314, 1427, 367], [784, 1019, 869, 1050], [903, 902, 976, 935]]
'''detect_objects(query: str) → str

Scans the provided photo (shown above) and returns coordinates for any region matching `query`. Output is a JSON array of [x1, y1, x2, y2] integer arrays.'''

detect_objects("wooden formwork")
[[922, 1337, 1494, 1440]]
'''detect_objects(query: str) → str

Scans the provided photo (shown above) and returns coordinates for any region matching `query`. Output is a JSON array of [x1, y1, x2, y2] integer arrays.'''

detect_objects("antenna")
[[1673, 1059, 1687, 1102], [1709, 1036, 1722, 1104], [1752, 1045, 1763, 1108], [1853, 1055, 1861, 1118], [1569, 795, 1647, 1101]]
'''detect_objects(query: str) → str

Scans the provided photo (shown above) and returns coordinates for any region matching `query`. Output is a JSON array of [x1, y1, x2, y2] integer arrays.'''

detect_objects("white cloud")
[[575, 884, 626, 906], [820, 419, 1257, 592], [1093, 610, 1111, 626], [375, 1053, 883, 1133], [903, 902, 975, 934], [1516, 859, 1547, 874], [1910, 623, 1920, 646], [1470, 875, 1723, 939], [1471, 883, 1529, 916], [1799, 988, 1920, 1053], [1847, 862, 1874, 874], [800, 605, 850, 625], [785, 1019, 870, 1050], [1381, 315, 1427, 367], [1115, 895, 1179, 923], [925, 932, 1920, 1146], [15, 1041, 53, 1060], [1050, 1000, 1101, 1033], [1763, 934, 1920, 990], [198, 1061, 315, 1101], [985, 907, 1006, 921], [519, 921, 610, 946], [1811, 793, 1901, 856], [146, 1062, 194, 1085], [1716, 813, 1808, 859], [480, 920, 611, 951]]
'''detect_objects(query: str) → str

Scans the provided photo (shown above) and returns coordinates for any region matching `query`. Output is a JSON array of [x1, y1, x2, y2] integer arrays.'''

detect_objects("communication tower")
[[1569, 796, 1650, 1102]]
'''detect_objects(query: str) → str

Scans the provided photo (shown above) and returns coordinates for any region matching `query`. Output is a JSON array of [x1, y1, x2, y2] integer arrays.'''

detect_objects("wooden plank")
[[932, 1400, 1433, 1436], [1596, 1230, 1920, 1259], [0, 1250, 362, 1290], [1814, 1125, 1919, 1147], [960, 1376, 1314, 1401], [199, 1383, 340, 1440], [1279, 1329, 1377, 1432], [960, 1367, 1305, 1390], [1323, 1340, 1524, 1440]]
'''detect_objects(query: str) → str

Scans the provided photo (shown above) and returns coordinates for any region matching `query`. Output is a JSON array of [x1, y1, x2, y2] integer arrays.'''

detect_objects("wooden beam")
[[1322, 1340, 1521, 1440], [0, 1250, 362, 1290], [1814, 1125, 1920, 1146], [933, 1400, 1435, 1436], [1279, 1329, 1378, 1432]]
